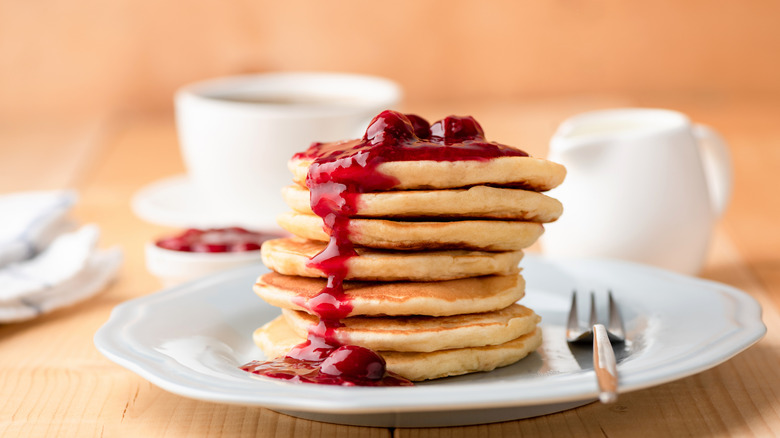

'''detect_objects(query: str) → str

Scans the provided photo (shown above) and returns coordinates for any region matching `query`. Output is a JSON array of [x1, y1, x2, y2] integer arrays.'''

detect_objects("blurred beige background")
[[2, 0, 780, 119]]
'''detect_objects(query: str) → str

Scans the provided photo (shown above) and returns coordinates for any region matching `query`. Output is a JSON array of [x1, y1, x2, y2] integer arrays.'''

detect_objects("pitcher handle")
[[693, 124, 733, 216]]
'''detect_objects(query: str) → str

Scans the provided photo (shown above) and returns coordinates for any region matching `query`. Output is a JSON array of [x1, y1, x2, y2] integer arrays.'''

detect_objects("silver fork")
[[566, 290, 625, 403]]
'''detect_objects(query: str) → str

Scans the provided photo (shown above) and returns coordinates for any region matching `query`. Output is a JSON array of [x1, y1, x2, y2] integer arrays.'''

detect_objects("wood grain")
[[1, 96, 779, 437]]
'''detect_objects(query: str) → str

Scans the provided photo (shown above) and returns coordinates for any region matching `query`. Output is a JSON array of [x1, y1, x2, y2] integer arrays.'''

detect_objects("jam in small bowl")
[[146, 227, 279, 286]]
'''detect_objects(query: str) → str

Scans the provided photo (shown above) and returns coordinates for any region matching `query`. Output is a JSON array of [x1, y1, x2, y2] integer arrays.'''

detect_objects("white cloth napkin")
[[0, 191, 122, 323], [0, 190, 78, 268]]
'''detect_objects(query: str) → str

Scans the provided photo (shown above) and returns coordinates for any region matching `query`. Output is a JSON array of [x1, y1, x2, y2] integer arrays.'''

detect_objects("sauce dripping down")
[[241, 111, 528, 386]]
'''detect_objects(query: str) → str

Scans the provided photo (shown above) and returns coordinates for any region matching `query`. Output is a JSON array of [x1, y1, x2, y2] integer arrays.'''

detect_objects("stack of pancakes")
[[255, 127, 566, 381]]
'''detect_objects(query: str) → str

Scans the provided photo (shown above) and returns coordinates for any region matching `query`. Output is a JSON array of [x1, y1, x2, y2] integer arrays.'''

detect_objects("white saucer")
[[132, 174, 223, 227], [131, 175, 280, 230], [94, 254, 766, 428]]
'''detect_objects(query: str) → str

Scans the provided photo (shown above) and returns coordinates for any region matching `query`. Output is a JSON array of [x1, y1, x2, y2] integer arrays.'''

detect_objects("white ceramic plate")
[[94, 254, 765, 427]]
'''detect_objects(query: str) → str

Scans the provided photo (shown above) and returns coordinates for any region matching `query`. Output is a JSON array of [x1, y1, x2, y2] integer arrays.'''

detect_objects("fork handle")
[[593, 324, 619, 403]]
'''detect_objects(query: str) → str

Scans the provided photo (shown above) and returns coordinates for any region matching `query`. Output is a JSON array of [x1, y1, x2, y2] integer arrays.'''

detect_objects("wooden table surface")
[[1, 95, 778, 437]]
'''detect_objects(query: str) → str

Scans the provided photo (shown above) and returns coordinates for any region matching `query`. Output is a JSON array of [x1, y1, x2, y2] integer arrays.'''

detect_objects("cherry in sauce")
[[242, 111, 530, 386], [320, 345, 386, 380]]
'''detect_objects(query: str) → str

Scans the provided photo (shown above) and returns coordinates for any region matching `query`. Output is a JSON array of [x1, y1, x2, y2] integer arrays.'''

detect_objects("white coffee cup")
[[175, 72, 402, 230], [542, 108, 733, 276]]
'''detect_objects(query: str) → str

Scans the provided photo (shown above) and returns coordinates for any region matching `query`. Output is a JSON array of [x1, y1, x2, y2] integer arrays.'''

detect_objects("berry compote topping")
[[296, 110, 528, 165], [241, 111, 527, 386], [430, 115, 485, 144], [240, 344, 409, 386], [155, 227, 275, 253]]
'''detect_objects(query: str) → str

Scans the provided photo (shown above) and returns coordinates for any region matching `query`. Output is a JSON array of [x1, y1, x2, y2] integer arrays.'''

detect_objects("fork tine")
[[589, 292, 598, 327], [564, 290, 621, 404], [607, 290, 626, 342], [566, 290, 580, 339]]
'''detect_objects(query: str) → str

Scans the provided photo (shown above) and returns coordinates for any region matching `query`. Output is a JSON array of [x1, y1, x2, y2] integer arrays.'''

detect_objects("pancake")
[[261, 237, 523, 281], [281, 184, 563, 222], [289, 153, 566, 192], [254, 316, 543, 381], [277, 211, 545, 251], [281, 304, 540, 352], [254, 272, 525, 317], [383, 327, 542, 381]]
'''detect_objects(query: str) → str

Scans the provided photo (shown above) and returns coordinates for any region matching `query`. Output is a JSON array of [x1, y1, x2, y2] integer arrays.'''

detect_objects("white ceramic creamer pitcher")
[[542, 108, 733, 275]]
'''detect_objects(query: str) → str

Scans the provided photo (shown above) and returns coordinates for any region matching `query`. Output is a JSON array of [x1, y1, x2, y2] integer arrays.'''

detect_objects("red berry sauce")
[[241, 111, 529, 386], [241, 345, 410, 386], [155, 227, 273, 253]]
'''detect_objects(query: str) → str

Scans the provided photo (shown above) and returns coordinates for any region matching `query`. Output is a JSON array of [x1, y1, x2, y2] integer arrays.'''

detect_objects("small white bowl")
[[145, 242, 263, 287]]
